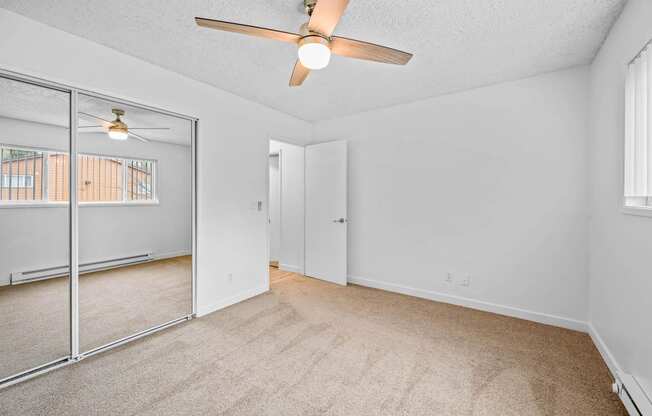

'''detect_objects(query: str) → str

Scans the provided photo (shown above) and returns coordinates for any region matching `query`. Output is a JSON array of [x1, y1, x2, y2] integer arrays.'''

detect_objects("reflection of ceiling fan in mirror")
[[78, 108, 170, 143]]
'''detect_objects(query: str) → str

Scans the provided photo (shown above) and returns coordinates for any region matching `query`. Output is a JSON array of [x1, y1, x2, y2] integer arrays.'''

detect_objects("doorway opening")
[[268, 151, 280, 269], [267, 139, 305, 285], [266, 138, 348, 288]]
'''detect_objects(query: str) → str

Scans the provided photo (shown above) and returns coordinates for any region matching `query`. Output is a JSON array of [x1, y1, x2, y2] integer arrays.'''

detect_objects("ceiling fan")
[[195, 0, 413, 87], [78, 108, 170, 143]]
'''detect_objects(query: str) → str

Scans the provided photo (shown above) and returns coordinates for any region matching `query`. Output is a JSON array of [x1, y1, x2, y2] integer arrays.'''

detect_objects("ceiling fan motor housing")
[[109, 108, 128, 139], [108, 120, 128, 136], [298, 35, 330, 49]]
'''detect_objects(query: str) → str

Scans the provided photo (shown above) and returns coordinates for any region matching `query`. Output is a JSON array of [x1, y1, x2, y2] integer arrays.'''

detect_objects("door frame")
[[0, 66, 199, 388], [266, 138, 284, 288], [266, 137, 310, 286]]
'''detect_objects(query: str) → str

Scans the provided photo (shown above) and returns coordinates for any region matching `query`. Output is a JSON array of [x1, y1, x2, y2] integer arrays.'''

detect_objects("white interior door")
[[305, 140, 347, 285]]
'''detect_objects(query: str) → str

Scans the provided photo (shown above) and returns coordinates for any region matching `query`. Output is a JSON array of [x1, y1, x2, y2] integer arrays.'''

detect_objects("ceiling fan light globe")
[[108, 127, 128, 141], [298, 36, 331, 70]]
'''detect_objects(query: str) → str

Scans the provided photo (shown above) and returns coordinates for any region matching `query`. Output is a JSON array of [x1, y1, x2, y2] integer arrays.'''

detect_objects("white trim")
[[588, 323, 621, 377], [265, 142, 272, 288], [0, 201, 67, 209], [0, 200, 159, 208], [622, 204, 652, 218], [348, 274, 587, 332], [79, 200, 160, 207], [196, 284, 268, 317], [191, 119, 197, 316], [69, 89, 79, 359]]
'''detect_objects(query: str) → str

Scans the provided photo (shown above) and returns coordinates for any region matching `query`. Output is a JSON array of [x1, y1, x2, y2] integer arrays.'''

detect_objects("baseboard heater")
[[10, 253, 153, 285], [614, 372, 652, 416]]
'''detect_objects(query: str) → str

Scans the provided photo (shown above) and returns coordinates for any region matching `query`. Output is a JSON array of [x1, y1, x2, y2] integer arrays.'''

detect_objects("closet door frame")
[[0, 67, 198, 388]]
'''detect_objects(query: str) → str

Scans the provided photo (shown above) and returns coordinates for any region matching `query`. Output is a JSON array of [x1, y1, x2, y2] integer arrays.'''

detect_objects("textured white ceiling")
[[0, 0, 625, 121], [0, 77, 69, 127]]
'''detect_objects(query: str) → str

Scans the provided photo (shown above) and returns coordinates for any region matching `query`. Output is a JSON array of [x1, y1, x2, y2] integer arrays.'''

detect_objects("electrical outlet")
[[227, 273, 233, 283], [460, 275, 470, 287], [445, 272, 454, 284]]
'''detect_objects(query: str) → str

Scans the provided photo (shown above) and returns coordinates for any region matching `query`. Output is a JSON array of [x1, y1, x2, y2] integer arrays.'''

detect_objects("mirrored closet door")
[[76, 94, 193, 353], [0, 70, 195, 386], [0, 76, 71, 381]]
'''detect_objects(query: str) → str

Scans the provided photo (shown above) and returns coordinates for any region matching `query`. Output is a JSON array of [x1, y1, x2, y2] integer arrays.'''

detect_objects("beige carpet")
[[0, 271, 625, 415], [0, 256, 191, 380]]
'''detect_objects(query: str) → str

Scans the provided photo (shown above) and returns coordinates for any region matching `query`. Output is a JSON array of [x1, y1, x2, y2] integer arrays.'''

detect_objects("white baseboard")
[[279, 263, 302, 273], [589, 323, 652, 416], [154, 250, 191, 260], [588, 323, 620, 377], [196, 284, 268, 318], [348, 275, 587, 332]]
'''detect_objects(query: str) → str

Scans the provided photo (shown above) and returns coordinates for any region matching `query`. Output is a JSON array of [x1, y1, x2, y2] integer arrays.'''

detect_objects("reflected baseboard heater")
[[10, 253, 153, 285], [615, 372, 652, 416]]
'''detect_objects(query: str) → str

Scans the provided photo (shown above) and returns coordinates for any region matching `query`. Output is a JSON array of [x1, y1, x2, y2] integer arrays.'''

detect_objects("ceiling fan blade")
[[195, 17, 301, 43], [128, 131, 150, 143], [128, 127, 171, 130], [289, 60, 310, 87], [308, 0, 349, 37], [78, 111, 113, 125], [330, 37, 413, 65]]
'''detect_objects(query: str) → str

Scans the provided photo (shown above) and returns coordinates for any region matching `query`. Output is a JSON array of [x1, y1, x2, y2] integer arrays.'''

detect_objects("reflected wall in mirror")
[[0, 76, 70, 379], [77, 94, 192, 352]]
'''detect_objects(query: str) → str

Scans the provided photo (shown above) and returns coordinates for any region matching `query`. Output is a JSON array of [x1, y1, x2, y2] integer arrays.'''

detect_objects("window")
[[47, 153, 70, 202], [624, 43, 652, 210], [1, 175, 34, 188], [0, 146, 66, 202], [126, 159, 154, 201], [0, 145, 156, 205], [78, 155, 123, 202], [79, 155, 156, 202]]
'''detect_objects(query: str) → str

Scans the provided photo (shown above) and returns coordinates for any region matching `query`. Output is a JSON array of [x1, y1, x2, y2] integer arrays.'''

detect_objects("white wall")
[[588, 0, 652, 399], [268, 154, 280, 262], [77, 133, 191, 265], [0, 117, 68, 284], [269, 139, 305, 274], [0, 117, 191, 285], [0, 9, 312, 315], [313, 66, 591, 329]]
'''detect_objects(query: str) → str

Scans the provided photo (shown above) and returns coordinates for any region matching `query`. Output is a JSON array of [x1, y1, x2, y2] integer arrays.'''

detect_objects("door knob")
[[333, 218, 346, 223]]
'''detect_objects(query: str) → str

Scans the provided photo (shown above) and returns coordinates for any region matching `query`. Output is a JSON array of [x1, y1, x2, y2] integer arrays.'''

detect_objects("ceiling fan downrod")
[[304, 0, 318, 16]]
